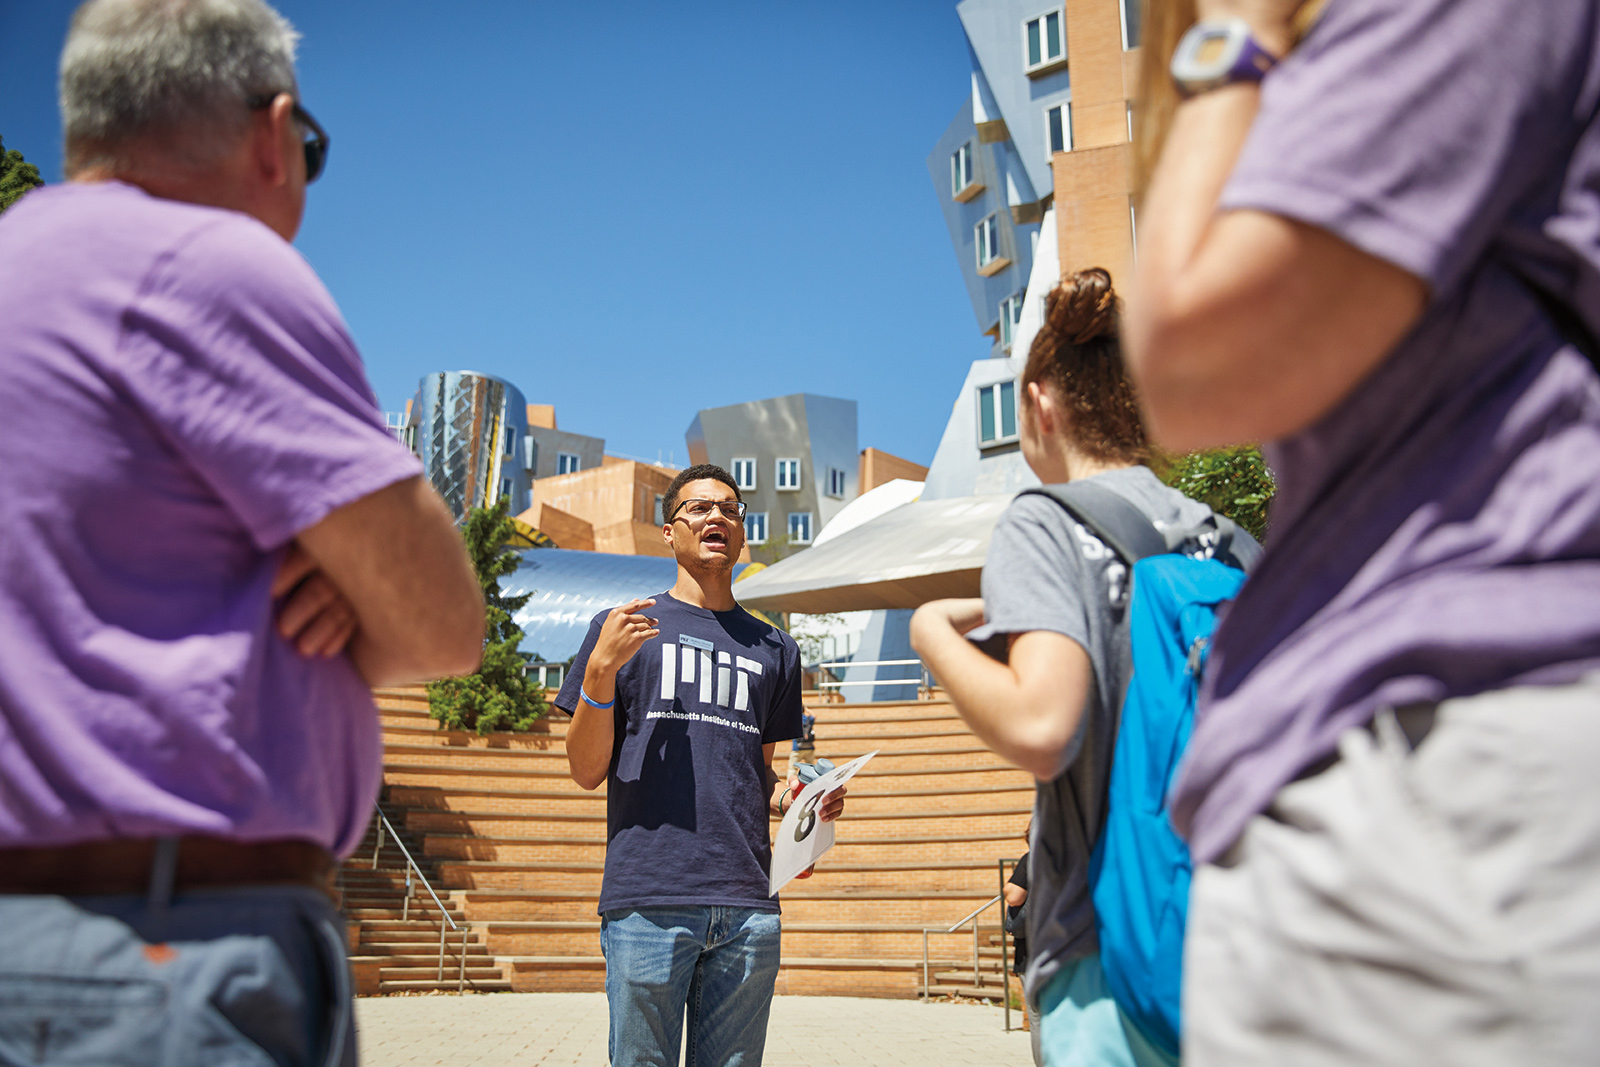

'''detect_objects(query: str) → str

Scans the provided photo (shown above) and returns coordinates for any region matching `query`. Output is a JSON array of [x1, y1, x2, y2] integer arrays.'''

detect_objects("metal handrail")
[[814, 658, 931, 694], [370, 807, 470, 992], [816, 659, 924, 669], [920, 893, 1003, 1004]]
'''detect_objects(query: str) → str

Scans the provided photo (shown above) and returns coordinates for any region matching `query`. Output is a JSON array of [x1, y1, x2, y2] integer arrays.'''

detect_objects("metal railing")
[[369, 807, 470, 992], [998, 856, 1017, 1033], [921, 892, 1002, 1005], [919, 858, 1024, 1033], [815, 658, 931, 695]]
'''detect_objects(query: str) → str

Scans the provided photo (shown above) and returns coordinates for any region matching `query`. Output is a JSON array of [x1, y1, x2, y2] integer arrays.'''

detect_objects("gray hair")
[[60, 0, 300, 173]]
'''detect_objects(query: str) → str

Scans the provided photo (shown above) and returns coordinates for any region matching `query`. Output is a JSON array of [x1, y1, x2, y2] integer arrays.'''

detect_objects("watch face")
[[1170, 19, 1273, 95], [1188, 27, 1237, 71]]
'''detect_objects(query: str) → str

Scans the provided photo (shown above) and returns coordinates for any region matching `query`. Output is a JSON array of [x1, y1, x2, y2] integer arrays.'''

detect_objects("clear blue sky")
[[1, 1, 985, 468]]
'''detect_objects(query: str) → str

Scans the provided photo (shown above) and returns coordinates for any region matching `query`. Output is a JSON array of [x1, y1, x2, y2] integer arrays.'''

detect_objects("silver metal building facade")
[[410, 371, 533, 521], [684, 393, 859, 549], [927, 0, 1075, 357]]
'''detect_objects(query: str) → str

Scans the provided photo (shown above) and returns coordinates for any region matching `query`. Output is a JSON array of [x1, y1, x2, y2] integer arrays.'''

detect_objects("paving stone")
[[355, 992, 1036, 1066]]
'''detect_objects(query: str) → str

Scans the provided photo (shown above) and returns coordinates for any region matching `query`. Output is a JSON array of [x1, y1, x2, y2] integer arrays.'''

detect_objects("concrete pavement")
[[355, 992, 1036, 1066]]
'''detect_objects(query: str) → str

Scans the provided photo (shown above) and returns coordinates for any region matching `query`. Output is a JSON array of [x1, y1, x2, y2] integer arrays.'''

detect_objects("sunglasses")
[[247, 93, 330, 183]]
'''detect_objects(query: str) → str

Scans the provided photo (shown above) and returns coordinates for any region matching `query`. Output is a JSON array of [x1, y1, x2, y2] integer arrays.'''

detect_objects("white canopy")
[[733, 493, 1014, 613]]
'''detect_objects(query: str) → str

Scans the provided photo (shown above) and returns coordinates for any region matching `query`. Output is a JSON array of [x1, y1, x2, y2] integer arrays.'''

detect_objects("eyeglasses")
[[247, 93, 330, 183], [669, 499, 748, 523]]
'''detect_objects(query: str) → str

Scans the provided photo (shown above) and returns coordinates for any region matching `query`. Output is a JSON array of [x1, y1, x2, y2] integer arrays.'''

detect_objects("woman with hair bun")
[[912, 267, 1208, 1067]]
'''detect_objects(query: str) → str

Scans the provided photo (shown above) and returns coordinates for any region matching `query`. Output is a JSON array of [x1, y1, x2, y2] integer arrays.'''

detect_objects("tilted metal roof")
[[504, 549, 747, 664], [729, 493, 1015, 614]]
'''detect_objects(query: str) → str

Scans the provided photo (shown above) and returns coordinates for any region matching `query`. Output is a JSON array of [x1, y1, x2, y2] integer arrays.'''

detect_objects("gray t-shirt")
[[975, 466, 1211, 998]]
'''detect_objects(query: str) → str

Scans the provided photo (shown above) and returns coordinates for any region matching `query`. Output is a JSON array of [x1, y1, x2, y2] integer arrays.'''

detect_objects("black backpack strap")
[[1021, 482, 1166, 565]]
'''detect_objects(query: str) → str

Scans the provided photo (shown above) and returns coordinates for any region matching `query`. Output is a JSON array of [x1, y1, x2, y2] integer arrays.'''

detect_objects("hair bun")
[[1046, 267, 1119, 345]]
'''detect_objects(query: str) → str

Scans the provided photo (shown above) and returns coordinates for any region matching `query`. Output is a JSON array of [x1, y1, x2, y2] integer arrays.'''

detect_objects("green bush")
[[1159, 445, 1275, 543], [427, 498, 550, 734]]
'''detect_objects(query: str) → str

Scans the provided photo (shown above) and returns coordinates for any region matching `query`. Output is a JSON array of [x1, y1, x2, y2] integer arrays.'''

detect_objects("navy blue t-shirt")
[[554, 591, 804, 915]]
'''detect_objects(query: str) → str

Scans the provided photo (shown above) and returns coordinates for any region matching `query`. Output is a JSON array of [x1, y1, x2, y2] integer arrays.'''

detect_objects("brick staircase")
[[345, 686, 1033, 1000], [340, 807, 513, 994]]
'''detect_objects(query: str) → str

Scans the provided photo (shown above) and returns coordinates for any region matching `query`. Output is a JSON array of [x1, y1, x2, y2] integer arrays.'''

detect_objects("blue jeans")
[[1038, 956, 1177, 1067], [0, 886, 354, 1066], [600, 906, 782, 1067]]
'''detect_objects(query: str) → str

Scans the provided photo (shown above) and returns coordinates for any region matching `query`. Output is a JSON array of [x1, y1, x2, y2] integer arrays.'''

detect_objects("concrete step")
[[378, 978, 516, 994]]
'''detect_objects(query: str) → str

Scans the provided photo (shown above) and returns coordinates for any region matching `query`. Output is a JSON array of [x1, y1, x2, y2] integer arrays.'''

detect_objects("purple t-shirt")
[[1171, 0, 1600, 864], [0, 181, 422, 857]]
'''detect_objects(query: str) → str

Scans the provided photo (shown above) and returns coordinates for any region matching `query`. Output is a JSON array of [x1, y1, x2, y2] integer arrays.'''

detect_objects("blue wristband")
[[580, 688, 615, 710]]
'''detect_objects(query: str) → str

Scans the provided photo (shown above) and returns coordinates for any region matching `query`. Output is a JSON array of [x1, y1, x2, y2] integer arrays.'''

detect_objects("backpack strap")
[[1021, 482, 1166, 566], [1210, 513, 1263, 573], [1022, 481, 1264, 573]]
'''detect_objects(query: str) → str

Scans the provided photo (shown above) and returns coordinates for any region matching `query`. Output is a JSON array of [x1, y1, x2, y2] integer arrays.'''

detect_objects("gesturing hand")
[[591, 598, 660, 673], [272, 542, 359, 658]]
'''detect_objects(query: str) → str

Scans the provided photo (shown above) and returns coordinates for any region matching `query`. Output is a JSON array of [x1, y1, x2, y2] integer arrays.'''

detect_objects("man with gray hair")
[[0, 1, 485, 1063]]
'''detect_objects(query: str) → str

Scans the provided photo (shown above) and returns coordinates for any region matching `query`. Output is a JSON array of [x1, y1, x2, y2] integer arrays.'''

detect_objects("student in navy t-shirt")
[[557, 463, 846, 1067]]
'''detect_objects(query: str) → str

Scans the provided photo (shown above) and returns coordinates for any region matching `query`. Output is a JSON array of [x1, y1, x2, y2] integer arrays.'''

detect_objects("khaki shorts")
[[1185, 675, 1600, 1067]]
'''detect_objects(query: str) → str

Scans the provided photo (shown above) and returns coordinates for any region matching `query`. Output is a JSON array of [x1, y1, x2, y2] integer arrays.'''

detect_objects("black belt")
[[0, 836, 333, 896]]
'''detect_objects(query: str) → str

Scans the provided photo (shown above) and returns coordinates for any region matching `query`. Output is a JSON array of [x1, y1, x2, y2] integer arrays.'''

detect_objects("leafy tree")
[[427, 497, 549, 734], [749, 530, 806, 568], [0, 138, 45, 216], [1159, 445, 1275, 543]]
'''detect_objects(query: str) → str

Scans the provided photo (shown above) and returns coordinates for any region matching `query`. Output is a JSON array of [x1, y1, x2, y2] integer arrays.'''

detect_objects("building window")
[[951, 142, 974, 197], [976, 215, 999, 270], [504, 426, 516, 455], [1126, 102, 1134, 143], [653, 494, 665, 525], [746, 511, 769, 544], [1000, 293, 1025, 349], [978, 380, 1019, 446], [788, 512, 813, 544], [536, 663, 564, 688], [1046, 103, 1071, 156], [776, 458, 801, 491], [1120, 0, 1141, 50], [523, 436, 538, 472], [1024, 10, 1065, 73], [732, 457, 757, 490], [826, 466, 847, 499], [501, 478, 512, 499], [557, 452, 580, 475]]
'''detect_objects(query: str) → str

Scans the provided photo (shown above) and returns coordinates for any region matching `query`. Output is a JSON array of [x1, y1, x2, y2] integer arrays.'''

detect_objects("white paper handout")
[[768, 750, 877, 896]]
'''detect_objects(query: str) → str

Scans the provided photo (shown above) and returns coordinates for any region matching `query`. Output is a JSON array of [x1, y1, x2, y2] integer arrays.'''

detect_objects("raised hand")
[[589, 598, 660, 675]]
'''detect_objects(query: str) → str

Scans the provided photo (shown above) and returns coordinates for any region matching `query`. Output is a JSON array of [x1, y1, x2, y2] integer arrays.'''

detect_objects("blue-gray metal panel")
[[922, 356, 1041, 501], [928, 102, 1036, 334], [505, 548, 748, 664], [957, 0, 1075, 195]]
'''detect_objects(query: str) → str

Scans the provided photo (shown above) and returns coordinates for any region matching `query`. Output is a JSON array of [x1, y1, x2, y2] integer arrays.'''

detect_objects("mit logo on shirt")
[[659, 635, 763, 711]]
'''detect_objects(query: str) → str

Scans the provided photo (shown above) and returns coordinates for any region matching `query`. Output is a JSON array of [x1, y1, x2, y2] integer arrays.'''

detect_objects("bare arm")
[[910, 599, 1093, 781], [292, 475, 484, 687], [1125, 13, 1426, 452], [766, 744, 787, 816], [566, 599, 659, 790]]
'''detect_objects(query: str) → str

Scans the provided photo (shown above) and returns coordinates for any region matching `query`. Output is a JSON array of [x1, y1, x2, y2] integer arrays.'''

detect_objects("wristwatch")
[[1170, 18, 1280, 97]]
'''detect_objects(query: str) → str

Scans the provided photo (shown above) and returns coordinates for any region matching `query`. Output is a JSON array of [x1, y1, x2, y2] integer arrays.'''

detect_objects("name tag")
[[680, 635, 714, 652]]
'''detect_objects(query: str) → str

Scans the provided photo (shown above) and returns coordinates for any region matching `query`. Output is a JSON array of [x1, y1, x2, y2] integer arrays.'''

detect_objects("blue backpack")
[[1024, 482, 1258, 1057]]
